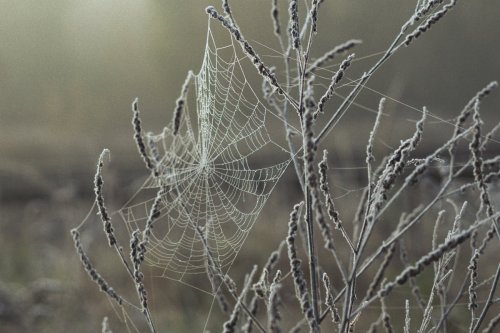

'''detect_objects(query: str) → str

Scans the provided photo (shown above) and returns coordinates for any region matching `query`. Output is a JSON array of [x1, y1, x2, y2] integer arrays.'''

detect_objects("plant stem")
[[305, 187, 320, 332]]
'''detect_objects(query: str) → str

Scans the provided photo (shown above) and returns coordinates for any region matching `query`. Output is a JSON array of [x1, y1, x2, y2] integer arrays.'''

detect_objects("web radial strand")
[[117, 21, 291, 283]]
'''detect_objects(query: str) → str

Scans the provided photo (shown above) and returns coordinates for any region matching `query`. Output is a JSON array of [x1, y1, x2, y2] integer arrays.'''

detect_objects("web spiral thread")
[[118, 22, 291, 283]]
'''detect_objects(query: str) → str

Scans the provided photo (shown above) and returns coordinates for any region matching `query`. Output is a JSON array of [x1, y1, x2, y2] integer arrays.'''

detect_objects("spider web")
[[117, 21, 292, 284]]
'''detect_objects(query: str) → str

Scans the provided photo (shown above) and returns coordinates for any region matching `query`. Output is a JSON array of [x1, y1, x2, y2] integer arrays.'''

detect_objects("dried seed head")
[[314, 53, 355, 118], [271, 0, 281, 36], [405, 0, 458, 46], [132, 98, 159, 176], [288, 0, 300, 49], [322, 273, 340, 323], [306, 39, 361, 76], [173, 71, 193, 135], [94, 149, 117, 247], [71, 229, 123, 305]]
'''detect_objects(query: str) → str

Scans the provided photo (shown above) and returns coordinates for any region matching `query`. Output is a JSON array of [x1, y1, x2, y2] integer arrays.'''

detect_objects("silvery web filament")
[[118, 21, 292, 284]]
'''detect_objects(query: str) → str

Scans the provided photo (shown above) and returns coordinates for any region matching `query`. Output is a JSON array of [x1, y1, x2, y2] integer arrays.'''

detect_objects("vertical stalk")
[[305, 186, 320, 332], [297, 45, 320, 331]]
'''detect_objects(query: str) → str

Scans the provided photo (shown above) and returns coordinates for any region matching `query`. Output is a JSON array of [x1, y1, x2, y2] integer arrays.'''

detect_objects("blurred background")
[[1, 0, 499, 332]]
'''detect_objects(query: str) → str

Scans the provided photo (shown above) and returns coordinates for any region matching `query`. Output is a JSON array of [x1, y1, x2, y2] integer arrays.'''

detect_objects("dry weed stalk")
[[72, 1, 499, 332]]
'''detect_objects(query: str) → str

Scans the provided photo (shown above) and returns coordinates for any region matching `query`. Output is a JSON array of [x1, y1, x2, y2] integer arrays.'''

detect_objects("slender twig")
[[471, 264, 500, 333]]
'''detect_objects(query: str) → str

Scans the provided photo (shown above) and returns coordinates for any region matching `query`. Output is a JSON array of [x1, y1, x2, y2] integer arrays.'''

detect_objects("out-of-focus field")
[[1, 1, 499, 332]]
